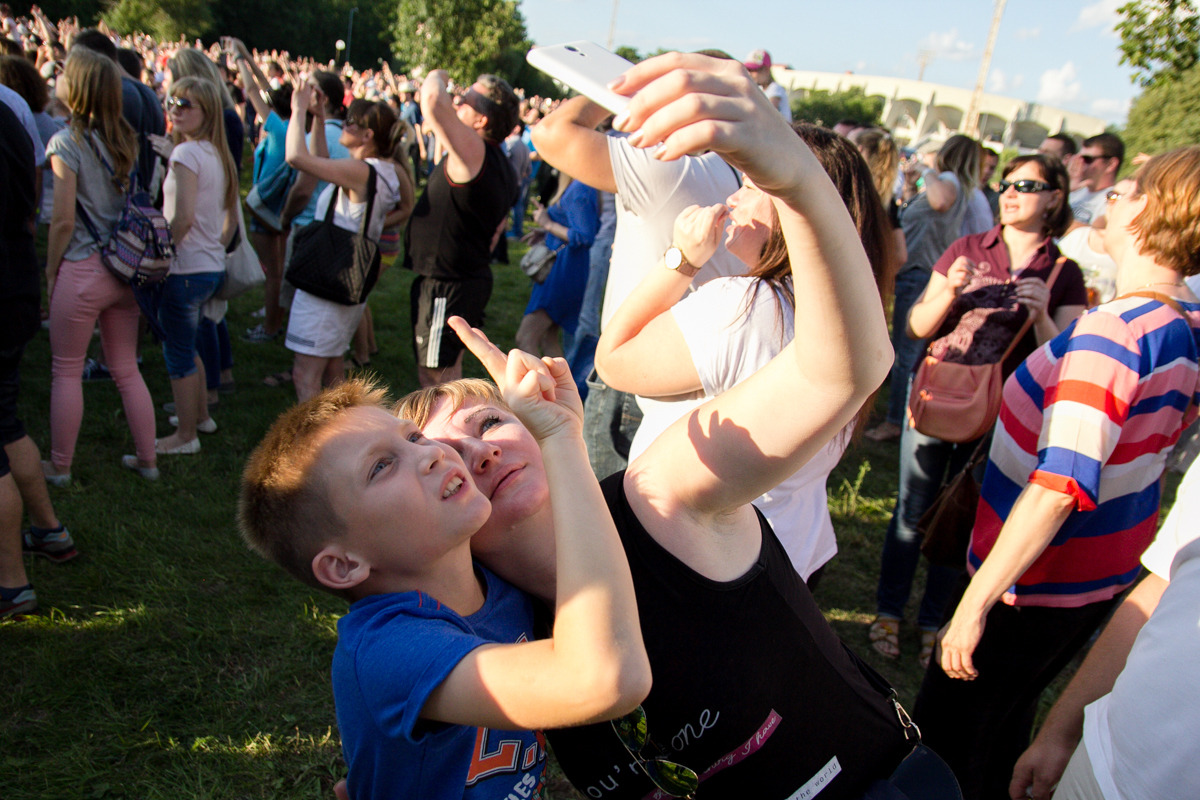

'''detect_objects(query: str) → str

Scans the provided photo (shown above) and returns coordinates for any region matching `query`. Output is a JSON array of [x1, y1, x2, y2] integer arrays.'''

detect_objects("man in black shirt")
[[404, 70, 518, 387]]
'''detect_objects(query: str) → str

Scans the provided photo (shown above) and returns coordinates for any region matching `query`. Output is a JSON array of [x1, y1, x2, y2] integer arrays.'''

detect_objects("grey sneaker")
[[22, 526, 78, 564], [80, 358, 112, 381], [0, 584, 36, 619], [242, 323, 280, 343]]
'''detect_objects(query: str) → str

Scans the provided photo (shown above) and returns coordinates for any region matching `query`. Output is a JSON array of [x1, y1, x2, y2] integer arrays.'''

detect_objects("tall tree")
[[1122, 59, 1200, 156], [102, 0, 213, 41], [790, 87, 884, 128], [1116, 0, 1200, 86], [390, 0, 531, 83]]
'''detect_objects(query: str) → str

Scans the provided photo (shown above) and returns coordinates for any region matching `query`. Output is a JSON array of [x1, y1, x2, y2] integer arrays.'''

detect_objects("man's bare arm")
[[529, 96, 616, 194]]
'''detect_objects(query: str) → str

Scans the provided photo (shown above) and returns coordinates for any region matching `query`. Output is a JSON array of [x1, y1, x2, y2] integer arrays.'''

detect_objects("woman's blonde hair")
[[851, 127, 899, 210], [167, 47, 235, 110], [936, 134, 981, 193], [170, 76, 239, 211], [62, 47, 137, 193]]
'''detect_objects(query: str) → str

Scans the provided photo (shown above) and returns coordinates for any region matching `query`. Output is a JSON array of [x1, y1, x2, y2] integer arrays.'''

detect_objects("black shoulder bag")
[[285, 164, 381, 305]]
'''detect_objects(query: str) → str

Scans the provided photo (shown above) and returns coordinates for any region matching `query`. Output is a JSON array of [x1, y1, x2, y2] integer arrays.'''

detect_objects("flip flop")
[[919, 629, 938, 670], [263, 370, 293, 387], [869, 616, 901, 659]]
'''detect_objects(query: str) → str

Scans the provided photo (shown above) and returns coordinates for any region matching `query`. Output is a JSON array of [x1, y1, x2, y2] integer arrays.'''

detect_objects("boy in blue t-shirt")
[[239, 345, 648, 800]]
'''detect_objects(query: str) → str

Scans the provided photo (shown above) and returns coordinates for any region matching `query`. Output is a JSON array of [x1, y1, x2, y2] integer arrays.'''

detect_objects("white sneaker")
[[168, 416, 218, 434], [121, 455, 160, 481]]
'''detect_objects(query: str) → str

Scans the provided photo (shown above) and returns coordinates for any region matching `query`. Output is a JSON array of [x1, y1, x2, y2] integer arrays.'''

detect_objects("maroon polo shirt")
[[926, 225, 1088, 376]]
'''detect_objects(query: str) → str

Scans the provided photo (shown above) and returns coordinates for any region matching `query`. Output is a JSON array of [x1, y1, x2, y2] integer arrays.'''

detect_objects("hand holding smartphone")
[[526, 41, 634, 115]]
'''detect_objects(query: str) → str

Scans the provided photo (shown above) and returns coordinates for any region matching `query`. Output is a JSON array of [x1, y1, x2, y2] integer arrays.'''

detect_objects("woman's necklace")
[[1140, 280, 1186, 291]]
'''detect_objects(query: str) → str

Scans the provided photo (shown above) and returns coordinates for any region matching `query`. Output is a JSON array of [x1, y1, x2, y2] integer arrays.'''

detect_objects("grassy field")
[[2, 220, 1181, 798]]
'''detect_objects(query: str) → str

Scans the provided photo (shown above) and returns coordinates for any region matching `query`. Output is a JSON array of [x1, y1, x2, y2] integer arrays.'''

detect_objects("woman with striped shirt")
[[914, 146, 1200, 800]]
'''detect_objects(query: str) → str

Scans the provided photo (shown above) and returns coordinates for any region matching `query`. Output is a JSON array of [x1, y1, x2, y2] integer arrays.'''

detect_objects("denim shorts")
[[159, 272, 224, 378]]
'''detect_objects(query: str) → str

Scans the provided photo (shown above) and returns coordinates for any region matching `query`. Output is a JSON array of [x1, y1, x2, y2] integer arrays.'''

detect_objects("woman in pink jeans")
[[43, 47, 157, 483]]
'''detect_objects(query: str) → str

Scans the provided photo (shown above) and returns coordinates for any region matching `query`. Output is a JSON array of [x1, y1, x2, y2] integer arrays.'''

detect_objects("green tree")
[[1122, 58, 1200, 157], [1116, 0, 1200, 86], [614, 45, 642, 63], [390, 0, 531, 84], [790, 86, 884, 128], [102, 0, 214, 40]]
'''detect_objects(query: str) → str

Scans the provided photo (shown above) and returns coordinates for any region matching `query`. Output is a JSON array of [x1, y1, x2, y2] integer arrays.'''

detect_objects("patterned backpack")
[[77, 134, 174, 287]]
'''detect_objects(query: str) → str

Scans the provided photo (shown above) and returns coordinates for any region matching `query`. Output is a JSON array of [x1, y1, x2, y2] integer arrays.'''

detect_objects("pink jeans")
[[48, 253, 156, 468]]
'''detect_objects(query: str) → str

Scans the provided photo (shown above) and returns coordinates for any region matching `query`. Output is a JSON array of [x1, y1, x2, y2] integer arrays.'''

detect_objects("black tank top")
[[548, 473, 912, 800], [403, 140, 517, 280]]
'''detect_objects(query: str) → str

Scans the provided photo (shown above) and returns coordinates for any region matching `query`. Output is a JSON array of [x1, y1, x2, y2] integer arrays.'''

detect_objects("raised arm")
[[420, 318, 650, 730], [595, 203, 727, 397], [419, 69, 485, 185], [612, 54, 893, 517], [229, 38, 272, 122], [529, 95, 617, 193], [285, 82, 370, 202]]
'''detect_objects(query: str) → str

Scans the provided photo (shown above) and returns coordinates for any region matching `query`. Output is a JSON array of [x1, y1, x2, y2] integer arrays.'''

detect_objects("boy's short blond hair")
[[393, 378, 506, 428], [239, 378, 390, 594]]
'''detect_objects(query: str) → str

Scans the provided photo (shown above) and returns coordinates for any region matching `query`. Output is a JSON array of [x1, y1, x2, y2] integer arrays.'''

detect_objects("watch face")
[[665, 247, 683, 269]]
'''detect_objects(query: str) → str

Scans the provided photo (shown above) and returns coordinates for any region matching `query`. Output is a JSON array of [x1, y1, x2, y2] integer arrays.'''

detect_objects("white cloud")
[[918, 29, 976, 62], [1072, 0, 1122, 33], [1091, 97, 1132, 119], [1015, 27, 1041, 40], [989, 69, 1008, 92], [1037, 62, 1082, 105]]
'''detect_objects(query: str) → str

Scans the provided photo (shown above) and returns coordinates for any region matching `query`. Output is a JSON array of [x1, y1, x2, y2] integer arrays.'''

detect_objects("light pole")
[[345, 7, 358, 67], [335, 38, 346, 65]]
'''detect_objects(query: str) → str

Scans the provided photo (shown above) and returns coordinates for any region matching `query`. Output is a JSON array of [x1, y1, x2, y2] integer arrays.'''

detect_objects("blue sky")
[[519, 0, 1138, 124]]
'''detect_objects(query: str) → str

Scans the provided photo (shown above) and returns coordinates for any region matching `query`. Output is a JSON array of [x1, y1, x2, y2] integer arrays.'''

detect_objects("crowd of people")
[[2, 13, 1198, 800]]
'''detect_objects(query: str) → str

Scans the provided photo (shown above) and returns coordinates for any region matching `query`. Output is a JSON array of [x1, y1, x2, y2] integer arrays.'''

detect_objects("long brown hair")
[[62, 48, 137, 192], [170, 76, 239, 211]]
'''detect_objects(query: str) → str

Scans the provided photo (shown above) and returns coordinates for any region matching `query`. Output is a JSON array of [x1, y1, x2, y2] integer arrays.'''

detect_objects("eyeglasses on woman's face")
[[165, 96, 194, 112], [998, 179, 1052, 194]]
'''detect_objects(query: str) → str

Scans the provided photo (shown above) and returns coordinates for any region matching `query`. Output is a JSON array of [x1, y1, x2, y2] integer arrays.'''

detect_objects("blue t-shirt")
[[252, 110, 288, 185], [291, 119, 351, 229], [333, 565, 547, 800]]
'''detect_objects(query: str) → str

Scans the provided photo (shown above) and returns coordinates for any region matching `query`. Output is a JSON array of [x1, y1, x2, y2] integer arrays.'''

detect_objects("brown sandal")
[[869, 616, 901, 659], [918, 629, 938, 670]]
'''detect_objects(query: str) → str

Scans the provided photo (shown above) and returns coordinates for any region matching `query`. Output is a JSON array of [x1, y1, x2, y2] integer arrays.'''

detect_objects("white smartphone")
[[526, 41, 634, 115]]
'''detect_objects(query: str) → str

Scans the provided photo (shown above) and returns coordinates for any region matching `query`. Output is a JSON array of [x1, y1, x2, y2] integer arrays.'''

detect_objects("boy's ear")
[[312, 544, 371, 592]]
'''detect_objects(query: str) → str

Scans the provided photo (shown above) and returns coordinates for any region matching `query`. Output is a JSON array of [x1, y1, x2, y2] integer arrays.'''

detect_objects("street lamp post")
[[335, 39, 345, 65], [345, 7, 358, 67]]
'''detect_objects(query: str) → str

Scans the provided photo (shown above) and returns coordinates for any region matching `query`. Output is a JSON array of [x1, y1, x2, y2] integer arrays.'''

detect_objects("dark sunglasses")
[[611, 705, 699, 798], [998, 179, 1052, 194], [166, 96, 194, 111], [1078, 154, 1111, 165]]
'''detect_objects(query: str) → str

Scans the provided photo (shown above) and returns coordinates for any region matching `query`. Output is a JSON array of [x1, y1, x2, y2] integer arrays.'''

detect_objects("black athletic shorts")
[[410, 275, 492, 370], [0, 343, 29, 478]]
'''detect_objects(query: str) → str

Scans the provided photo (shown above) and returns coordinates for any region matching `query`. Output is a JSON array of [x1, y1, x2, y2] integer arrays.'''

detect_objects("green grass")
[[2, 215, 1183, 798]]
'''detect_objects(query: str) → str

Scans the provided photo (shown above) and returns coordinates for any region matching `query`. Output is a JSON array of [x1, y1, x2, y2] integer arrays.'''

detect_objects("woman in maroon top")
[[872, 154, 1088, 668]]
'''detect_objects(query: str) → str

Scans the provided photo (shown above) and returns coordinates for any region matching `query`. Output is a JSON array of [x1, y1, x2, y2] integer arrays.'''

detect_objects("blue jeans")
[[567, 226, 614, 400], [197, 317, 233, 390], [885, 268, 932, 426], [875, 403, 977, 629], [159, 272, 223, 379], [582, 371, 643, 481]]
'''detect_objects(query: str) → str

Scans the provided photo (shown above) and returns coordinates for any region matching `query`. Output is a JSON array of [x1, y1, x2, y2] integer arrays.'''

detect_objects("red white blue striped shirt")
[[969, 296, 1200, 607]]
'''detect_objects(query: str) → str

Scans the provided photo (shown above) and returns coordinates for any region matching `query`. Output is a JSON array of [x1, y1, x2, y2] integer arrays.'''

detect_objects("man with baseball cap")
[[744, 49, 792, 122]]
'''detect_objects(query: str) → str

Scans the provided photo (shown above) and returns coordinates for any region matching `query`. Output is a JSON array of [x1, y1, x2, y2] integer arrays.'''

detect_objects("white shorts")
[[285, 289, 365, 357]]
